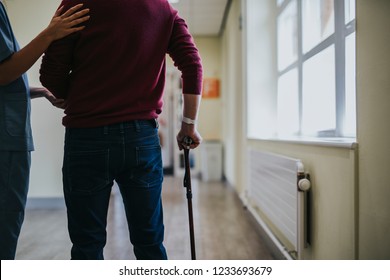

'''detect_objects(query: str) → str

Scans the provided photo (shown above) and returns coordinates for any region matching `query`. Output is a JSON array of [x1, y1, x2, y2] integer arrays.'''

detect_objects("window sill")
[[248, 136, 358, 150]]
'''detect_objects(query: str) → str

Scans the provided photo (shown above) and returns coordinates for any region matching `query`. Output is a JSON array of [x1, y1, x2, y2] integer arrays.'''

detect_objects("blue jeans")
[[0, 151, 31, 260], [63, 120, 167, 260]]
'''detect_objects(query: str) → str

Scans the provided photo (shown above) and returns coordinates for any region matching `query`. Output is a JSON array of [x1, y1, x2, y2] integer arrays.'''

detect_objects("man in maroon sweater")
[[40, 0, 203, 260]]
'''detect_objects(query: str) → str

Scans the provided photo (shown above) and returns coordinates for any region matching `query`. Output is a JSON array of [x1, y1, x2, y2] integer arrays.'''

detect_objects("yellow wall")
[[193, 37, 223, 141], [242, 0, 357, 259], [219, 0, 390, 259], [247, 140, 358, 259], [356, 0, 390, 259], [221, 0, 244, 187]]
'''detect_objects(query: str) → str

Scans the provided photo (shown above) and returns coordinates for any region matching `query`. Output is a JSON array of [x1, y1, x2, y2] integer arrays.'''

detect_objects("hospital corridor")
[[16, 177, 275, 260], [1, 0, 390, 261]]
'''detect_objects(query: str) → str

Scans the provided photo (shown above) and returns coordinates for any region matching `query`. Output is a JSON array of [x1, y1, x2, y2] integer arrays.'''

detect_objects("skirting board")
[[26, 198, 66, 210]]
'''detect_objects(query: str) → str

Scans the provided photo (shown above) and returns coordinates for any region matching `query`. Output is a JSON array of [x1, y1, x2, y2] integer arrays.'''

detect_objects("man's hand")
[[176, 122, 202, 150]]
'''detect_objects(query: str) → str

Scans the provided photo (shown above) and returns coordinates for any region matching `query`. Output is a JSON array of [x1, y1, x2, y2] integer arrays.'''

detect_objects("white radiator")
[[247, 150, 311, 259]]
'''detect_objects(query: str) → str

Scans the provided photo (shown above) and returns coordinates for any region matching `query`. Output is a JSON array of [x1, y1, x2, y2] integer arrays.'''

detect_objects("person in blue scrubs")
[[0, 0, 89, 259]]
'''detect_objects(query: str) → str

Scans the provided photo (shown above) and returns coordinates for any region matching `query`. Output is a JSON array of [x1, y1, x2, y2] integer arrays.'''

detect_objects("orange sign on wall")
[[202, 78, 220, 98]]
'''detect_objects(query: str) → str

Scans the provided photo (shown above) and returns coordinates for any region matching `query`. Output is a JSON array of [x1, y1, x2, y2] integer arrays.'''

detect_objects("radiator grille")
[[248, 150, 309, 259]]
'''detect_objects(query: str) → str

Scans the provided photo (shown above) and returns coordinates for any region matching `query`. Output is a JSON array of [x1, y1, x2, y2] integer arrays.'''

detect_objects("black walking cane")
[[183, 136, 196, 260]]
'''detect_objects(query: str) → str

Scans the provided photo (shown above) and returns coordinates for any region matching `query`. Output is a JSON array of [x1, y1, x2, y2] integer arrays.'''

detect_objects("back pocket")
[[64, 149, 110, 194], [132, 145, 163, 187]]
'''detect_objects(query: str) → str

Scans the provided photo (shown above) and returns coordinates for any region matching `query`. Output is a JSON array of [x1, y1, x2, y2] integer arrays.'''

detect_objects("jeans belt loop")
[[103, 126, 108, 135]]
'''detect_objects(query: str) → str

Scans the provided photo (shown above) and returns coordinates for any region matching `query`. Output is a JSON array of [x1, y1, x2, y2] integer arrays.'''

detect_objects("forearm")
[[29, 86, 66, 109], [176, 93, 202, 150], [182, 93, 201, 121], [168, 17, 203, 95], [29, 86, 47, 99], [0, 31, 53, 85]]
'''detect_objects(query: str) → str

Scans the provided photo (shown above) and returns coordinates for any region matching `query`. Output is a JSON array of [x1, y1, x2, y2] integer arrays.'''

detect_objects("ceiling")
[[3, 0, 229, 36], [169, 0, 229, 36]]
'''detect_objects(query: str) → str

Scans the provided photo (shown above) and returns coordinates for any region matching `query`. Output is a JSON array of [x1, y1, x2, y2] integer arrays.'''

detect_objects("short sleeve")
[[0, 3, 15, 62]]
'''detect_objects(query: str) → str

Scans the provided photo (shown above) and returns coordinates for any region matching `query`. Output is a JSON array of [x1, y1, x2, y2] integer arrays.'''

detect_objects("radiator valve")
[[297, 161, 311, 191], [298, 177, 311, 191]]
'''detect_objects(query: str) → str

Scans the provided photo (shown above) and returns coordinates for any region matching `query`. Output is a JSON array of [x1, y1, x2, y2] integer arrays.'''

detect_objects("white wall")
[[6, 0, 64, 198]]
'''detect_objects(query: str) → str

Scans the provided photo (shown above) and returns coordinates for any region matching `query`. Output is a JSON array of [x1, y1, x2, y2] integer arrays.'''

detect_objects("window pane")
[[302, 0, 334, 53], [277, 0, 284, 7], [302, 45, 336, 136], [277, 69, 299, 136], [344, 33, 356, 137], [277, 0, 298, 71], [345, 0, 356, 24]]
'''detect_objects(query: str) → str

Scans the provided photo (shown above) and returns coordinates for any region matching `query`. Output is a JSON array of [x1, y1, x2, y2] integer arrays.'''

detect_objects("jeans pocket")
[[63, 149, 110, 194], [132, 145, 163, 188]]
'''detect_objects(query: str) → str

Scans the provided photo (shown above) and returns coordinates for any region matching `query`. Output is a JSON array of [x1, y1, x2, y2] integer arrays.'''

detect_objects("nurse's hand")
[[30, 87, 66, 109], [44, 4, 90, 41]]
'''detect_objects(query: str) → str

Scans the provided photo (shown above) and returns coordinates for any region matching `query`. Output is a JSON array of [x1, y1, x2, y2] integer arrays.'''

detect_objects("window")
[[276, 0, 356, 139], [277, 0, 298, 71]]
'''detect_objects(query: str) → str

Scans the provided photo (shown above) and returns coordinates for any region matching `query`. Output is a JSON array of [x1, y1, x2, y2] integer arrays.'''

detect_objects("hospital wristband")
[[182, 117, 196, 125]]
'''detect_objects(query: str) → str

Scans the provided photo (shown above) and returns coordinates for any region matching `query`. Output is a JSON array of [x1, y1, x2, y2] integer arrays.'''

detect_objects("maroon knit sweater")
[[40, 0, 202, 128]]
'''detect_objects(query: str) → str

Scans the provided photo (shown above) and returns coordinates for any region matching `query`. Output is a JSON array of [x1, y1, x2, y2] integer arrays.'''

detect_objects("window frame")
[[276, 0, 356, 139]]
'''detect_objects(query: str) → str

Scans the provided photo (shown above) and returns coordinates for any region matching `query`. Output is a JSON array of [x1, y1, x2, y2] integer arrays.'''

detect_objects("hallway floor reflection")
[[16, 176, 276, 260]]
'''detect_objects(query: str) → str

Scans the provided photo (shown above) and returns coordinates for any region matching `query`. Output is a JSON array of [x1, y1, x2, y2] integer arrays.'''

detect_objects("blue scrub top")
[[0, 2, 34, 151]]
